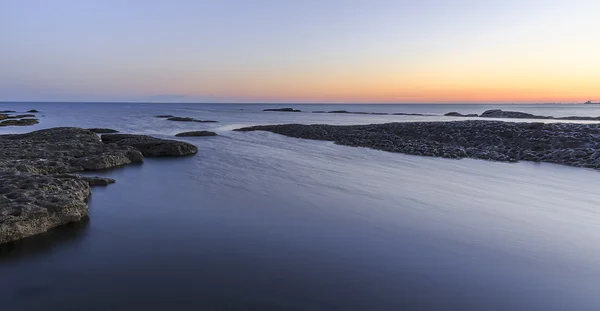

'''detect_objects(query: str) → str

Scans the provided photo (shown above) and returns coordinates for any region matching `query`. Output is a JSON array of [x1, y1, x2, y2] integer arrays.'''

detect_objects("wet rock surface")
[[311, 110, 428, 116], [0, 127, 143, 244], [235, 120, 600, 170], [155, 115, 175, 118], [5, 114, 36, 119], [263, 108, 301, 112], [87, 128, 119, 133], [166, 116, 218, 123], [27, 110, 39, 113], [0, 119, 40, 127], [175, 131, 217, 137], [446, 109, 600, 121], [445, 112, 478, 117], [101, 134, 198, 156]]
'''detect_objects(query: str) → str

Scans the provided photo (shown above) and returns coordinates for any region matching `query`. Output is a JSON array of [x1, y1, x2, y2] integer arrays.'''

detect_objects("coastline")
[[236, 120, 600, 170]]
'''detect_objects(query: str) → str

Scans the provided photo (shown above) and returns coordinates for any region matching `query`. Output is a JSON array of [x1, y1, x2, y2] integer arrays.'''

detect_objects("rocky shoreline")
[[235, 120, 600, 170], [0, 127, 197, 245]]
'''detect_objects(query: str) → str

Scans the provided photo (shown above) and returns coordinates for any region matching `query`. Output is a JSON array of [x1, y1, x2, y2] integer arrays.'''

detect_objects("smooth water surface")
[[1, 103, 600, 310]]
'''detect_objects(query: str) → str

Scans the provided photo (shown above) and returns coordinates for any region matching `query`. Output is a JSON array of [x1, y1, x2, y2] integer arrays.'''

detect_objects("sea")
[[1, 102, 600, 310]]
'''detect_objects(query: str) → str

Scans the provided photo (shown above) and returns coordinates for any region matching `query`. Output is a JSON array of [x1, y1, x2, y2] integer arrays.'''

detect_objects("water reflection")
[[0, 217, 90, 262]]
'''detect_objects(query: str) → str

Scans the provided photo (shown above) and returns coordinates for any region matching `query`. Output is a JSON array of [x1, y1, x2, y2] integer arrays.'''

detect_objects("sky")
[[1, 0, 599, 103]]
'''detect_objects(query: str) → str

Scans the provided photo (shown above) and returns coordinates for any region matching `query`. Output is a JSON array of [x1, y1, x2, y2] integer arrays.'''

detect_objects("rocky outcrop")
[[0, 110, 15, 113], [0, 171, 91, 245], [0, 119, 39, 126], [311, 110, 428, 116], [444, 109, 600, 121], [0, 127, 144, 245], [235, 121, 600, 170], [155, 115, 175, 118], [166, 117, 218, 123], [480, 109, 545, 119], [0, 114, 7, 120], [5, 114, 36, 119], [54, 174, 116, 186], [445, 112, 479, 117], [1, 127, 200, 244], [263, 108, 301, 112], [27, 109, 39, 113], [101, 134, 198, 156], [175, 131, 217, 137], [87, 128, 119, 133]]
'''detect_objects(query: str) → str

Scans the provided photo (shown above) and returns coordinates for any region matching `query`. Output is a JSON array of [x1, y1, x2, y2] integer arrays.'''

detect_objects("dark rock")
[[263, 108, 301, 112], [0, 114, 7, 120], [391, 112, 429, 116], [166, 117, 218, 123], [101, 134, 198, 156], [329, 110, 349, 113], [445, 112, 479, 117], [55, 174, 116, 186], [6, 114, 36, 119], [0, 127, 145, 244], [234, 121, 600, 170], [0, 119, 39, 127], [167, 117, 195, 122], [476, 109, 600, 121], [87, 128, 119, 133], [27, 110, 39, 113], [0, 171, 90, 245], [155, 115, 175, 118], [0, 110, 15, 113], [175, 131, 217, 137], [480, 109, 545, 119]]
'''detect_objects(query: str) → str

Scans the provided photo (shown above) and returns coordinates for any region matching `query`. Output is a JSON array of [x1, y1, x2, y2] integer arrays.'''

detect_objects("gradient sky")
[[1, 0, 599, 103]]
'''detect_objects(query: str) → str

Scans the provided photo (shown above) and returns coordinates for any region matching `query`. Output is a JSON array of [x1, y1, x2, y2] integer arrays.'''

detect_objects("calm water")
[[2, 103, 600, 310]]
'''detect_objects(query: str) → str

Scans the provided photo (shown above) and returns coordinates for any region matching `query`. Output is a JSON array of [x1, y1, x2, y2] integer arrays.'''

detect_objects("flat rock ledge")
[[0, 118, 39, 127], [235, 120, 600, 170], [1, 128, 196, 244], [175, 131, 217, 137], [312, 110, 429, 116], [87, 128, 119, 133], [165, 117, 218, 123], [0, 127, 143, 244], [101, 134, 198, 156], [263, 108, 301, 112], [446, 109, 600, 121]]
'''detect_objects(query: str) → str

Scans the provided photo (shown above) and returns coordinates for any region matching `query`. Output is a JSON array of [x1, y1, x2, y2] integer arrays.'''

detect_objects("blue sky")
[[1, 0, 599, 102]]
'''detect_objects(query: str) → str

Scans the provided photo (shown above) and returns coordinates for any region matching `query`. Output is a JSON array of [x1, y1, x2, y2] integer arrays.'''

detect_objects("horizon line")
[[0, 101, 581, 105]]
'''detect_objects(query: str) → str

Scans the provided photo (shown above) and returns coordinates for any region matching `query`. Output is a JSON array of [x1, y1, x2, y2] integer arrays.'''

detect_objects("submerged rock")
[[27, 109, 39, 113], [55, 174, 116, 186], [263, 108, 301, 112], [101, 134, 198, 156], [0, 119, 39, 126], [166, 117, 218, 123], [235, 121, 600, 170], [155, 115, 175, 118], [6, 114, 36, 119], [175, 131, 217, 137], [87, 128, 119, 133], [0, 110, 16, 113]]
